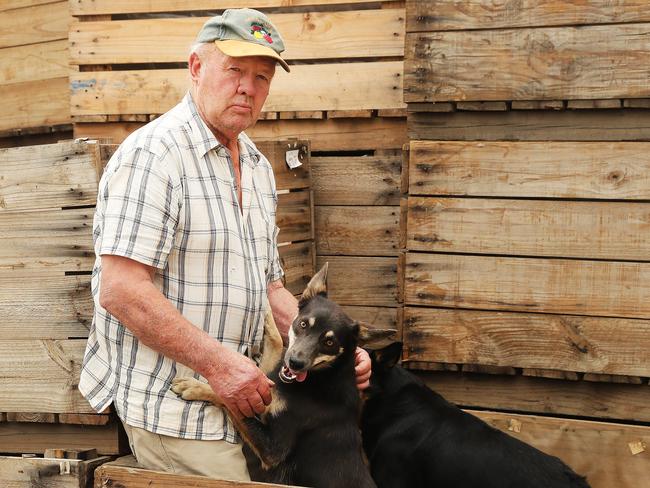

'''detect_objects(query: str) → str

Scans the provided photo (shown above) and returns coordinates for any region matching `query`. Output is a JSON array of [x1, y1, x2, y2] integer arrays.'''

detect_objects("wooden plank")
[[406, 0, 650, 32], [407, 109, 650, 142], [71, 0, 400, 15], [407, 197, 650, 260], [405, 24, 650, 102], [311, 155, 401, 206], [471, 410, 650, 488], [0, 140, 100, 212], [0, 40, 68, 85], [316, 256, 397, 306], [0, 422, 125, 455], [0, 455, 111, 488], [0, 339, 94, 414], [567, 99, 622, 109], [1, 0, 63, 10], [0, 273, 92, 339], [5, 413, 57, 423], [279, 241, 314, 296], [94, 462, 296, 488], [403, 307, 650, 377], [256, 140, 310, 191], [58, 414, 111, 426], [405, 253, 650, 319], [408, 141, 650, 200], [70, 9, 404, 65], [277, 191, 312, 244], [0, 77, 71, 132], [75, 118, 408, 151], [70, 61, 405, 115], [340, 305, 398, 330], [315, 206, 399, 256], [0, 1, 68, 48]]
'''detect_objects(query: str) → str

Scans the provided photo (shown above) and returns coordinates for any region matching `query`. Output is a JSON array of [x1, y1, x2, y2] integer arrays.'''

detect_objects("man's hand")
[[354, 347, 372, 390], [206, 347, 274, 420]]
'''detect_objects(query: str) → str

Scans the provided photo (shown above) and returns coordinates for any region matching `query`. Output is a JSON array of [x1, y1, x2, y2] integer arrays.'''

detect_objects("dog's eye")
[[299, 320, 307, 329], [324, 339, 335, 347]]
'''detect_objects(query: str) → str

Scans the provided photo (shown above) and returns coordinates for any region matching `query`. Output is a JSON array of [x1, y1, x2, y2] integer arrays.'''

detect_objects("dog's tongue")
[[291, 369, 308, 382]]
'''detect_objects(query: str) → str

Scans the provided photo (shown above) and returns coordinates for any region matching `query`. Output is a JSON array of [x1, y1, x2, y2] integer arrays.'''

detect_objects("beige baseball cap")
[[196, 8, 290, 72]]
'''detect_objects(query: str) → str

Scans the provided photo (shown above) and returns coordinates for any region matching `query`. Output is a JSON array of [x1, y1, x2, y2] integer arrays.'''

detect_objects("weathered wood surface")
[[1, 0, 62, 10], [0, 339, 93, 414], [408, 110, 650, 141], [1, 77, 71, 132], [71, 0, 399, 15], [404, 307, 650, 377], [340, 305, 398, 330], [0, 1, 69, 48], [311, 155, 401, 206], [404, 253, 650, 319], [277, 191, 311, 244], [75, 118, 408, 151], [0, 40, 68, 85], [0, 140, 100, 212], [406, 0, 650, 31], [315, 206, 399, 256], [71, 62, 404, 116], [0, 422, 125, 455], [70, 9, 404, 64], [472, 410, 650, 488], [407, 197, 650, 260], [405, 24, 650, 102], [256, 140, 311, 192], [408, 141, 650, 199], [0, 455, 110, 488], [279, 242, 314, 296], [419, 371, 650, 423], [316, 256, 398, 306]]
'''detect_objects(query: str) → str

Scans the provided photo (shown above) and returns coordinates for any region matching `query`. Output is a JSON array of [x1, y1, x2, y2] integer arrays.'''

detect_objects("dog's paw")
[[171, 377, 208, 401]]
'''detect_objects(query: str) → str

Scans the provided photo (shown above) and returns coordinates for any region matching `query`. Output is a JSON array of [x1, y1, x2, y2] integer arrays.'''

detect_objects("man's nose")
[[237, 74, 256, 96]]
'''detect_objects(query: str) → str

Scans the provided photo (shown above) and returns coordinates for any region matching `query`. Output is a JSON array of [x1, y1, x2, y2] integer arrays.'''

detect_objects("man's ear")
[[188, 51, 202, 82], [300, 263, 328, 305], [357, 321, 397, 346], [372, 342, 403, 369]]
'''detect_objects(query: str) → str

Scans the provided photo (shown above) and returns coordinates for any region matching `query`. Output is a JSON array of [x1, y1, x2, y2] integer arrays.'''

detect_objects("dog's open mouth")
[[279, 365, 308, 383]]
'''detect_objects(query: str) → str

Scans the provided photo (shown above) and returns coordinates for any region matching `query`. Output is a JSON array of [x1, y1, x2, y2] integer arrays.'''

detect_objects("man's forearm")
[[267, 279, 298, 344]]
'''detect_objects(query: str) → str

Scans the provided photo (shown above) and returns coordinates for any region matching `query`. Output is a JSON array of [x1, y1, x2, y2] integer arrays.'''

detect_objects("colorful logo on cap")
[[251, 22, 273, 44]]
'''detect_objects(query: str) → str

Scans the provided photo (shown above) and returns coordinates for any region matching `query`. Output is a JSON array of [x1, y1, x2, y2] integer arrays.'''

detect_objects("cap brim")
[[214, 40, 290, 72]]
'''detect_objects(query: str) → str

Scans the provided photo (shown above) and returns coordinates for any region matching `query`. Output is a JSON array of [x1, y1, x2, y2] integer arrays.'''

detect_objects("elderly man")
[[78, 8, 371, 481]]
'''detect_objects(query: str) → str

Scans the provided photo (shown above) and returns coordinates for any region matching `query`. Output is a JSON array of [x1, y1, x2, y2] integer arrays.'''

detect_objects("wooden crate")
[[0, 454, 111, 488]]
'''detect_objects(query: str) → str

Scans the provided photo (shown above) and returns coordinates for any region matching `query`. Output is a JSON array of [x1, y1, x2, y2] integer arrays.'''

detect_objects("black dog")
[[362, 342, 591, 488], [173, 264, 389, 487]]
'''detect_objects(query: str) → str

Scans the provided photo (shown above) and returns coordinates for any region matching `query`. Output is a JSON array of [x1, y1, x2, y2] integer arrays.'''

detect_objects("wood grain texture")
[[0, 1, 68, 48], [406, 0, 650, 31], [404, 307, 650, 377], [408, 141, 650, 199], [0, 40, 68, 85], [0, 455, 111, 488], [277, 190, 312, 244], [70, 9, 404, 64], [405, 253, 650, 319], [279, 242, 314, 296], [71, 62, 404, 116], [407, 197, 650, 260], [405, 24, 650, 102]]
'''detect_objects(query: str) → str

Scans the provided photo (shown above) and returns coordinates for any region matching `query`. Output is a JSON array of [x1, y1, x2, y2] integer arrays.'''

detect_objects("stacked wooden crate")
[[0, 1, 72, 148], [402, 1, 650, 486], [69, 0, 408, 327]]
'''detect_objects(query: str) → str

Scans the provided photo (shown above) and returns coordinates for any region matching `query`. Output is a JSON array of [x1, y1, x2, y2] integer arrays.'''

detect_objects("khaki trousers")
[[121, 421, 251, 481]]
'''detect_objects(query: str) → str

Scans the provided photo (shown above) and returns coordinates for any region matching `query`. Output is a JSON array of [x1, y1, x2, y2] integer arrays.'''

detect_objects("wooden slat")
[[279, 241, 314, 295], [0, 455, 111, 488], [277, 191, 311, 244], [58, 414, 111, 426], [316, 256, 397, 306], [5, 413, 57, 423], [405, 253, 650, 319], [311, 155, 401, 205], [405, 24, 650, 102], [406, 0, 650, 32], [404, 307, 650, 377], [419, 371, 650, 422], [0, 422, 125, 455], [315, 206, 399, 256], [0, 140, 100, 212], [0, 77, 71, 132], [340, 305, 398, 330], [70, 62, 404, 115], [472, 410, 650, 488], [255, 140, 310, 191], [71, 0, 399, 15], [0, 1, 69, 48], [0, 339, 93, 413], [407, 197, 650, 260], [0, 40, 68, 85], [1, 0, 63, 10], [407, 109, 650, 142], [70, 10, 404, 65], [74, 118, 408, 151], [408, 141, 650, 200]]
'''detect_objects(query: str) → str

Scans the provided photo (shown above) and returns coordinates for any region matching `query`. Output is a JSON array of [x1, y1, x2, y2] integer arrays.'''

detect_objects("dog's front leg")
[[171, 377, 223, 404], [231, 415, 292, 470]]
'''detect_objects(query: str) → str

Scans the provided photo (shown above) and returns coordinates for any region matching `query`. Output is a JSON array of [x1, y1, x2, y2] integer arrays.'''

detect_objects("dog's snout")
[[289, 358, 305, 371]]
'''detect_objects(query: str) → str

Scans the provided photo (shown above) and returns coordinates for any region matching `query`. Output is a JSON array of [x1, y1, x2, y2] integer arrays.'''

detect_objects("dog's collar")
[[279, 366, 297, 383]]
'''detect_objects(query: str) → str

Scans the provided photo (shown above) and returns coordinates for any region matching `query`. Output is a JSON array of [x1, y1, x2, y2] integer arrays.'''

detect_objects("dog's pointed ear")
[[300, 263, 329, 305], [357, 322, 397, 346], [371, 342, 403, 369]]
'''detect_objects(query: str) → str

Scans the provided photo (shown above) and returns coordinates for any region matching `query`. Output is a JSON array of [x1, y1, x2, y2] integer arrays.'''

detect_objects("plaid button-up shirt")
[[79, 93, 283, 442]]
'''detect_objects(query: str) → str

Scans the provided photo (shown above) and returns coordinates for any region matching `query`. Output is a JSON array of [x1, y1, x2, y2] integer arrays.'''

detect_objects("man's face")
[[189, 45, 276, 142]]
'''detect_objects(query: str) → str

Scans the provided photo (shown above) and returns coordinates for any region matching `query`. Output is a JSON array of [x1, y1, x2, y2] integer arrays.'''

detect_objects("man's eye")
[[229, 66, 241, 72], [257, 74, 269, 82]]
